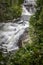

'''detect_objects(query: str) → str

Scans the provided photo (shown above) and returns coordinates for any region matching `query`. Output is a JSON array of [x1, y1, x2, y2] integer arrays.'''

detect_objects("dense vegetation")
[[7, 0, 43, 65], [0, 0, 43, 65], [0, 0, 23, 22]]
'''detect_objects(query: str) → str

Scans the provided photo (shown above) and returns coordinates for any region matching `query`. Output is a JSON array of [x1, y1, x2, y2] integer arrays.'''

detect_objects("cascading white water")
[[0, 3, 34, 53], [0, 21, 29, 53]]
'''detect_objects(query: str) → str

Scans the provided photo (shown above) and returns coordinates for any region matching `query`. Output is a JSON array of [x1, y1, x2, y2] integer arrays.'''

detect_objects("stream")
[[0, 4, 34, 54]]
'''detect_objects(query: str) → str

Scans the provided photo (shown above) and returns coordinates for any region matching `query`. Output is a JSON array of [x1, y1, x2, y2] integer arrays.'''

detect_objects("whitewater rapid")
[[0, 5, 33, 53], [0, 20, 29, 53]]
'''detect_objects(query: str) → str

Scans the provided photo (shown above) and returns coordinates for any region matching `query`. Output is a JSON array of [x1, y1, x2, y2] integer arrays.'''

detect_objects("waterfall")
[[0, 0, 35, 53], [0, 19, 29, 53]]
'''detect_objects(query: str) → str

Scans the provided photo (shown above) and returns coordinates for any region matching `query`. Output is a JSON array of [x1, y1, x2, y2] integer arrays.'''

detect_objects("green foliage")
[[0, 52, 8, 65], [35, 0, 43, 20], [18, 0, 24, 5], [7, 43, 43, 65], [7, 0, 43, 65], [0, 0, 23, 22], [10, 5, 22, 19], [29, 0, 43, 43], [0, 0, 43, 65]]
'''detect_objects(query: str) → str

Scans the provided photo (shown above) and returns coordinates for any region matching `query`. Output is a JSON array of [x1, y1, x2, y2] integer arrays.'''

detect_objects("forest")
[[0, 0, 23, 22]]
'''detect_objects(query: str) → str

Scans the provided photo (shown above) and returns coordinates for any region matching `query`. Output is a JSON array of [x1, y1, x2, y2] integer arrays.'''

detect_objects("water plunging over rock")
[[0, 1, 35, 53], [0, 20, 29, 53]]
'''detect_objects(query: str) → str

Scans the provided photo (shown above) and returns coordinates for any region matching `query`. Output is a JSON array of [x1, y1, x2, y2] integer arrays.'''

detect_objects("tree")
[[0, 0, 23, 22]]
